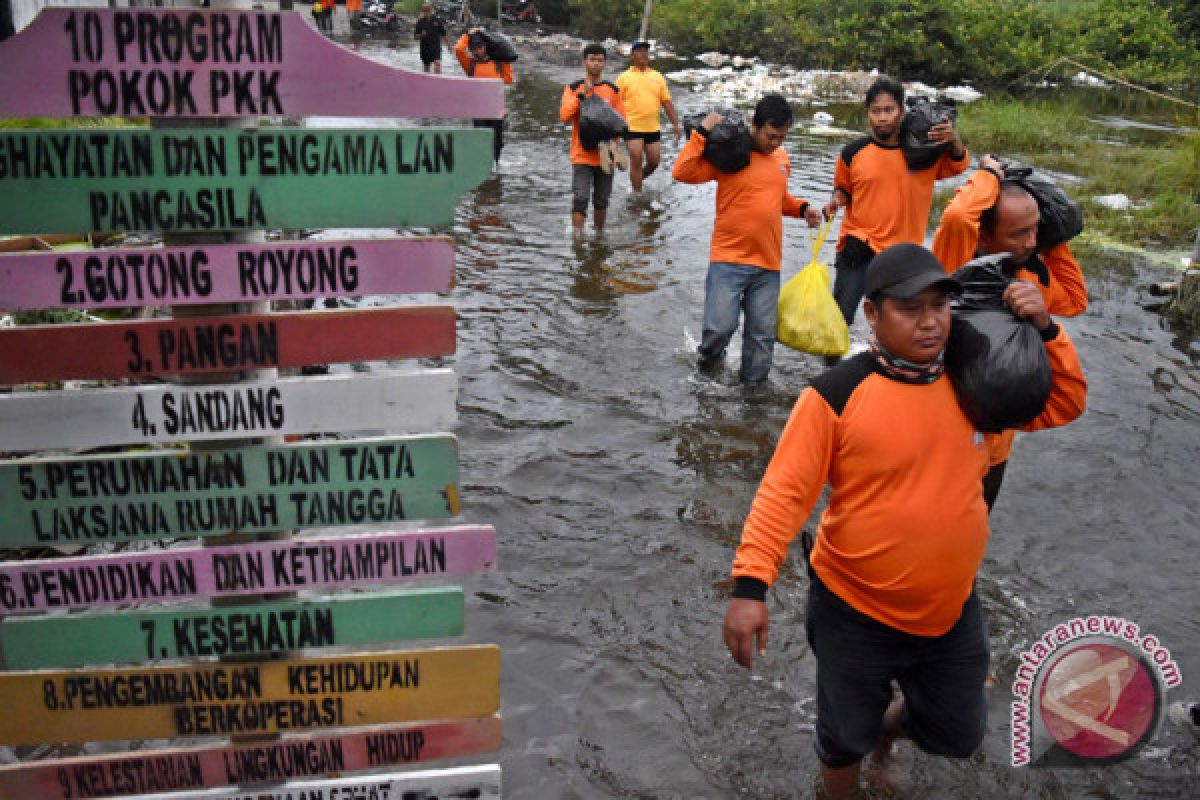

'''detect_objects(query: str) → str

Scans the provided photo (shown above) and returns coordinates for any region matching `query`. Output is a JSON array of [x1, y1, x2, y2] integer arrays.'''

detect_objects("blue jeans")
[[698, 261, 780, 385]]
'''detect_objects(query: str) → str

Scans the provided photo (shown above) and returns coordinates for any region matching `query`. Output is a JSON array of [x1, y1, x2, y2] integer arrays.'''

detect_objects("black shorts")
[[420, 42, 442, 65], [571, 165, 614, 214], [805, 572, 989, 768], [624, 130, 661, 144]]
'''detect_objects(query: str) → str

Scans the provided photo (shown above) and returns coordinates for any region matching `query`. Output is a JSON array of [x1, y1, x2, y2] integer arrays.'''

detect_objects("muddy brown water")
[[176, 33, 1200, 798]]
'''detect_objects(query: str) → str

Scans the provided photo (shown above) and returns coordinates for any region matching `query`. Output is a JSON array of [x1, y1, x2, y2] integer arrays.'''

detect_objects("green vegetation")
[[564, 0, 1200, 90], [1166, 269, 1200, 330], [955, 97, 1200, 246]]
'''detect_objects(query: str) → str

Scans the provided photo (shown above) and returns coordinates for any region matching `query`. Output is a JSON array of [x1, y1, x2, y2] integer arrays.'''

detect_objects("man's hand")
[[701, 111, 723, 130], [804, 207, 823, 227], [673, 124, 682, 143], [823, 189, 847, 221], [723, 598, 769, 669], [979, 153, 1003, 174], [929, 118, 965, 158], [1004, 281, 1051, 331]]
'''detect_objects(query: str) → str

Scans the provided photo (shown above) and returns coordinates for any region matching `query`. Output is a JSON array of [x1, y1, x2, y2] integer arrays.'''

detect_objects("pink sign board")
[[0, 716, 501, 800], [0, 238, 454, 312], [0, 9, 504, 119], [0, 526, 496, 615]]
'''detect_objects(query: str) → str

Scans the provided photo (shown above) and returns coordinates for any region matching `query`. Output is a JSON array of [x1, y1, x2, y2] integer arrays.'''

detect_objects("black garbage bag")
[[899, 96, 957, 171], [477, 29, 518, 62], [1004, 165, 1084, 248], [682, 107, 752, 173], [579, 95, 628, 150], [944, 253, 1052, 433]]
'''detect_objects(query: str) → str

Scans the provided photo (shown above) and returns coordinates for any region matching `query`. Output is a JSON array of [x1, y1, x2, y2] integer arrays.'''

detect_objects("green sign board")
[[0, 128, 493, 234], [0, 588, 464, 669], [0, 435, 459, 547]]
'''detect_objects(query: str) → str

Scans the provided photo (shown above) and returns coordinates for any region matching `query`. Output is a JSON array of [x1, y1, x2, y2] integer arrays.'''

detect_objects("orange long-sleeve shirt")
[[833, 137, 969, 252], [672, 130, 808, 271], [559, 80, 624, 167], [732, 326, 1087, 636], [454, 35, 514, 86], [931, 169, 1088, 316], [932, 168, 1089, 467]]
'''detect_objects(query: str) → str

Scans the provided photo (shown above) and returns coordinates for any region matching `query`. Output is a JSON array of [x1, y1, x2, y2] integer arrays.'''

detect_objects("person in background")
[[616, 40, 681, 192], [672, 94, 822, 389], [560, 44, 625, 237], [822, 77, 969, 335], [414, 2, 451, 73], [932, 153, 1088, 510], [454, 28, 516, 162], [312, 0, 334, 34], [346, 0, 362, 29], [722, 244, 1087, 799]]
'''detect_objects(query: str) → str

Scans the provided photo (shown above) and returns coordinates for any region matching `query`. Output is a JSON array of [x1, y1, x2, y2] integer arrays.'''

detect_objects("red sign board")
[[0, 307, 455, 384]]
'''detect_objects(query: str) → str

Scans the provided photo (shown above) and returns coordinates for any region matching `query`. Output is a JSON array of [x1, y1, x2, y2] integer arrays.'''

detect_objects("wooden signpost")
[[0, 237, 454, 311], [0, 526, 496, 615], [0, 306, 455, 384], [0, 127, 495, 234], [109, 765, 503, 800], [0, 645, 500, 745], [0, 6, 505, 795], [0, 717, 501, 799], [1, 587, 465, 668], [0, 9, 504, 119], [0, 370, 456, 450], [0, 435, 459, 547]]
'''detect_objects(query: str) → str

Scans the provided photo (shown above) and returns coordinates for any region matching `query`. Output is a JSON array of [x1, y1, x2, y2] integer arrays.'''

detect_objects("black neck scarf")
[[868, 333, 945, 385]]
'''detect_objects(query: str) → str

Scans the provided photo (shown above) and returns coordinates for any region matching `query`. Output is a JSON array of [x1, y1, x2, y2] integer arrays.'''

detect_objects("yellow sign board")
[[0, 646, 499, 746]]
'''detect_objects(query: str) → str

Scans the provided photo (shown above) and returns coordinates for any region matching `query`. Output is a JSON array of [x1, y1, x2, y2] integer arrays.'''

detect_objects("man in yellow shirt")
[[616, 40, 681, 192]]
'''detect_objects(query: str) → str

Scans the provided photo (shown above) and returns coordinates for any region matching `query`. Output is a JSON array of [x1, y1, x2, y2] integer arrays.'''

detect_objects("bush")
[[576, 0, 1200, 90]]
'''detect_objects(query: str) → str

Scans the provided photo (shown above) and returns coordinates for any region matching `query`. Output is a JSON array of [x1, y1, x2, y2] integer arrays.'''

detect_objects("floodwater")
[[337, 36, 1199, 798]]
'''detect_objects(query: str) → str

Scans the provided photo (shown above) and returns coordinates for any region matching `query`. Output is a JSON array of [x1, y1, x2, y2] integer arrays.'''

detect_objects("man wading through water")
[[672, 94, 821, 390], [559, 43, 625, 236], [414, 2, 452, 74], [454, 28, 515, 162], [616, 40, 681, 192], [822, 77, 968, 352], [721, 244, 1087, 798], [932, 153, 1088, 510]]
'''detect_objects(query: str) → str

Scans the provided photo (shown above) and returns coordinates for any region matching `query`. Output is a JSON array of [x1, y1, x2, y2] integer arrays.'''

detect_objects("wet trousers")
[[473, 119, 505, 161], [698, 261, 779, 385]]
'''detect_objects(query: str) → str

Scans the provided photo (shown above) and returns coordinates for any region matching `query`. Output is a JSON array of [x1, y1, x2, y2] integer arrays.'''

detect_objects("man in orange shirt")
[[722, 244, 1086, 799], [672, 94, 822, 388], [932, 153, 1088, 508], [455, 29, 515, 162], [823, 77, 969, 330], [559, 44, 624, 236]]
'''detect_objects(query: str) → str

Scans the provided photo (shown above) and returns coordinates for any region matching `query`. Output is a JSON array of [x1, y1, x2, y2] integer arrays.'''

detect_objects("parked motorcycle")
[[354, 0, 403, 33]]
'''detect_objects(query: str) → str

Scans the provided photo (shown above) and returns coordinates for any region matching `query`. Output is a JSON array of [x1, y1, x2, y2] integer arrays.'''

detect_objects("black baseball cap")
[[631, 40, 651, 51], [865, 243, 961, 299]]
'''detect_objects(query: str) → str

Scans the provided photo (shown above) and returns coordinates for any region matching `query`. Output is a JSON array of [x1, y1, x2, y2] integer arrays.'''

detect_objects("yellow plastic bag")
[[777, 219, 850, 356]]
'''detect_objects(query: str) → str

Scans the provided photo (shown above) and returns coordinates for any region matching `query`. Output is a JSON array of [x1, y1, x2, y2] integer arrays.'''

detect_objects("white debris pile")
[[1093, 193, 1133, 211], [667, 60, 984, 107], [944, 85, 984, 103], [1072, 71, 1108, 88]]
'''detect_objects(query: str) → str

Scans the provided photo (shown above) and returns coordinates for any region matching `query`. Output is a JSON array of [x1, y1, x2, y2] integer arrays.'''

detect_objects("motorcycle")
[[354, 0, 403, 33]]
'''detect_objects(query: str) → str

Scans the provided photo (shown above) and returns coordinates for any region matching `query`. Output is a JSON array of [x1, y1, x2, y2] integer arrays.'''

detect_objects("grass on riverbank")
[[955, 97, 1200, 248]]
